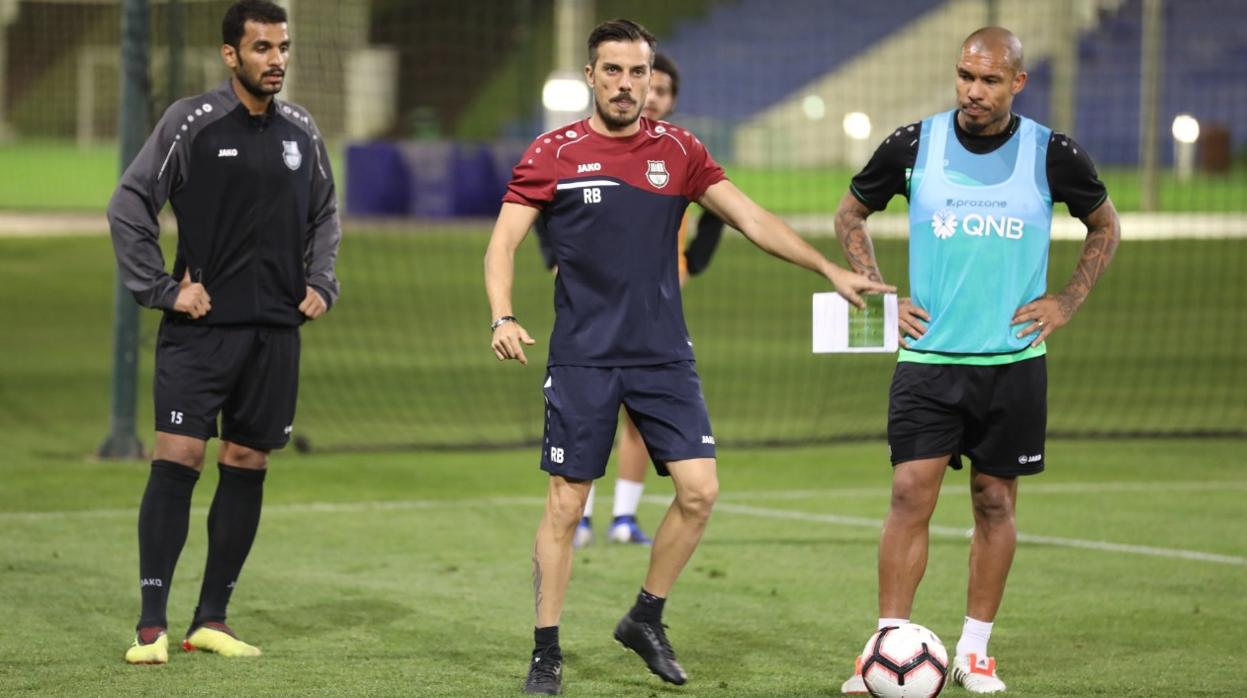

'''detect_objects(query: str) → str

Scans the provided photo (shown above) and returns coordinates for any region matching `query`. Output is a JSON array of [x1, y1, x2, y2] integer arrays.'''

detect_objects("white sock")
[[612, 479, 644, 518], [582, 483, 595, 518], [878, 617, 909, 630], [955, 616, 993, 659]]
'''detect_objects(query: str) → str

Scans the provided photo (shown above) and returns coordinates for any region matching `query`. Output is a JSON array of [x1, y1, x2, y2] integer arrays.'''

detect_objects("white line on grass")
[[0, 495, 548, 522], [4, 483, 1244, 566], [712, 480, 1247, 501], [4, 481, 1243, 520], [711, 502, 1247, 567]]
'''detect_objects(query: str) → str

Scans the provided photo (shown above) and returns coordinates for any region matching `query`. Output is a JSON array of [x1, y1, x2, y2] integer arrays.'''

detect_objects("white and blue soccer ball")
[[859, 623, 949, 698]]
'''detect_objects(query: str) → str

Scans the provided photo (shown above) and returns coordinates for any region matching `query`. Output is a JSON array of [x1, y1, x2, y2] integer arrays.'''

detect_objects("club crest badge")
[[645, 160, 669, 189], [282, 140, 302, 170]]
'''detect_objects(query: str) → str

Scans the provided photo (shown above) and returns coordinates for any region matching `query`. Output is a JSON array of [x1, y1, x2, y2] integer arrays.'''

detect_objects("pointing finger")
[[841, 289, 865, 309]]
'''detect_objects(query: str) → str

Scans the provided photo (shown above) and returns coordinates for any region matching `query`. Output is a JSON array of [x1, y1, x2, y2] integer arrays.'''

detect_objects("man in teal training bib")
[[834, 27, 1121, 694]]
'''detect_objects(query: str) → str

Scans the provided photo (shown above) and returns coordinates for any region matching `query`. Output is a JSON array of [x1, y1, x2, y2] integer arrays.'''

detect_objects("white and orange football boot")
[[952, 653, 1007, 693], [839, 655, 868, 694]]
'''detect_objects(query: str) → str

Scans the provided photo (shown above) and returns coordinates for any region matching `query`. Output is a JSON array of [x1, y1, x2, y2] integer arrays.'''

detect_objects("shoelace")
[[646, 622, 677, 662], [529, 650, 561, 682]]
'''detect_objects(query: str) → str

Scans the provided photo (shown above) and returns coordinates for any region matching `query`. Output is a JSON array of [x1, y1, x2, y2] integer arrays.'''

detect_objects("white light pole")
[[0, 0, 17, 141], [1171, 114, 1200, 181], [544, 0, 592, 132]]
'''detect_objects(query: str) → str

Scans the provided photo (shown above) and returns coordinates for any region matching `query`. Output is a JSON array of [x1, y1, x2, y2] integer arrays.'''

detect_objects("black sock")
[[629, 587, 666, 624], [193, 463, 266, 626], [136, 460, 200, 630], [534, 626, 560, 657]]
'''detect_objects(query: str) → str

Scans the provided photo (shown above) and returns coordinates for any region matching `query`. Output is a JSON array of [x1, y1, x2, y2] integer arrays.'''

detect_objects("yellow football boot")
[[182, 622, 262, 657], [125, 629, 169, 665]]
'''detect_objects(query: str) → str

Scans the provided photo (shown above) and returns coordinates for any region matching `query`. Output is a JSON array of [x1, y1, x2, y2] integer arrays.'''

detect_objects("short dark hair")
[[652, 53, 680, 97], [222, 0, 288, 50], [587, 18, 656, 67]]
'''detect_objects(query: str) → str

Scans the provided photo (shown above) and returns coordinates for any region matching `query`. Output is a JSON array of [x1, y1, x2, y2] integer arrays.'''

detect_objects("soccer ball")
[[859, 623, 948, 698]]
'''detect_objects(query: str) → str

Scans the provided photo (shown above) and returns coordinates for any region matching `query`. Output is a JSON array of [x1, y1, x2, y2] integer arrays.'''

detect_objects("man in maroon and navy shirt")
[[484, 18, 892, 695]]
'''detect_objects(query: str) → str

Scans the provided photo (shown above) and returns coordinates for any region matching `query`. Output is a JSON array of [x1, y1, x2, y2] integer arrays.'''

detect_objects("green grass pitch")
[[1, 233, 1246, 695], [2, 442, 1245, 695]]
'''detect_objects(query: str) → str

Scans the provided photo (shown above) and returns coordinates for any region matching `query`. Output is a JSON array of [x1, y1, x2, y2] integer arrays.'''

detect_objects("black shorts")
[[887, 356, 1047, 477], [153, 319, 300, 450], [540, 361, 716, 480]]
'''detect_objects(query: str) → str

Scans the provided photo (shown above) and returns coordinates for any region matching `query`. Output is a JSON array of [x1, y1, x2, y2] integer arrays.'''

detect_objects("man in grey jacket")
[[108, 0, 340, 664]]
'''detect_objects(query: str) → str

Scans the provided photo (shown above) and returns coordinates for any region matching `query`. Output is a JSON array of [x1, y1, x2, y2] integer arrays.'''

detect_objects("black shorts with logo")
[[540, 361, 716, 481], [153, 318, 301, 450], [887, 356, 1047, 477]]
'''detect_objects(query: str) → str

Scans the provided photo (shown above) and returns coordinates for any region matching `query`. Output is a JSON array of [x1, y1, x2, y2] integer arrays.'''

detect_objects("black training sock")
[[137, 460, 200, 630], [193, 463, 266, 626], [534, 626, 560, 657], [628, 587, 666, 624]]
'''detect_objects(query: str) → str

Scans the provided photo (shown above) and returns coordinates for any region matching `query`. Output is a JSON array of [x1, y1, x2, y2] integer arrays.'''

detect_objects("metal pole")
[[1049, 0, 1079, 134], [554, 0, 591, 72], [98, 0, 150, 460], [167, 0, 183, 104], [1139, 0, 1163, 212], [0, 0, 16, 141]]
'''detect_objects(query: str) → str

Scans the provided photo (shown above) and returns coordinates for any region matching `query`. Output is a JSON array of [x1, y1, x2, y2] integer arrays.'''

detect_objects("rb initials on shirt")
[[583, 188, 601, 204]]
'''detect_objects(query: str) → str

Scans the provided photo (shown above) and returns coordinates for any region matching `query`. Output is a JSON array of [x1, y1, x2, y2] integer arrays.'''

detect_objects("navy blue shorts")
[[887, 356, 1047, 477], [540, 361, 716, 480]]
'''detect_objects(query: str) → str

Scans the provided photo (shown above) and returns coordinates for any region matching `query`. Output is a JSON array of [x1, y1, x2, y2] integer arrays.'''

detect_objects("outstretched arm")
[[1013, 197, 1122, 346], [698, 180, 893, 307], [485, 202, 540, 364]]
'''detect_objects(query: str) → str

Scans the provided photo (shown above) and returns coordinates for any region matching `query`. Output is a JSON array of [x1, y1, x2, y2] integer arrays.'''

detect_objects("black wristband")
[[490, 315, 517, 331]]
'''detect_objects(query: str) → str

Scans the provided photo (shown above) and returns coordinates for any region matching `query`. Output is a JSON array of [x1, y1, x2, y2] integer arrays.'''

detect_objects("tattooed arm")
[[1012, 197, 1122, 347], [834, 191, 884, 283], [835, 190, 930, 346]]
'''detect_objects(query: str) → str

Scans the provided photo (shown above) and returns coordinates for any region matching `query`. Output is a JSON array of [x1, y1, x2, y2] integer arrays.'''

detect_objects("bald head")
[[954, 27, 1027, 135], [962, 26, 1024, 75]]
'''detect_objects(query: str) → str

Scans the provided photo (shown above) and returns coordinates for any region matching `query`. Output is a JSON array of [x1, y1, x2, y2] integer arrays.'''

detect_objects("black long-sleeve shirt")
[[107, 80, 341, 326]]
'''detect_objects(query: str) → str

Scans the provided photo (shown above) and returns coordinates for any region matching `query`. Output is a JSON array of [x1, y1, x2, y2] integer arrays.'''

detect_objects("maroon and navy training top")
[[504, 118, 726, 367]]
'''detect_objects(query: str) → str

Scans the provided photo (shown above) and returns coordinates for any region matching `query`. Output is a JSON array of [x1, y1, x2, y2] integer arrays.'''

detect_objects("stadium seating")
[[1014, 0, 1247, 164], [661, 0, 945, 123]]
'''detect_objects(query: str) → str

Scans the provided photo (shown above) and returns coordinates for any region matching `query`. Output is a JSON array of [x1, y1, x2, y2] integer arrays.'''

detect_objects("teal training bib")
[[905, 111, 1053, 356]]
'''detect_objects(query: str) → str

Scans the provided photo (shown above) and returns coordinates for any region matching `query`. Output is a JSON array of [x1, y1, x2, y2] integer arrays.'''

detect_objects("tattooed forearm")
[[1057, 199, 1121, 318], [532, 546, 543, 618], [834, 192, 884, 282]]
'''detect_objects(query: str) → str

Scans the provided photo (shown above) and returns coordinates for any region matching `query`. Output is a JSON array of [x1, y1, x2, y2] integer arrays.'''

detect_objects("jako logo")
[[701, 435, 716, 445], [1016, 453, 1042, 464], [576, 162, 601, 173], [218, 148, 238, 158], [140, 578, 163, 587]]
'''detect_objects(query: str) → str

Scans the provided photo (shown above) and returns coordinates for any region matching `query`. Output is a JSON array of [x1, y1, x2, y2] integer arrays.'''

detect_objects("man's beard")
[[960, 106, 1007, 135], [595, 94, 640, 130], [236, 65, 283, 99]]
